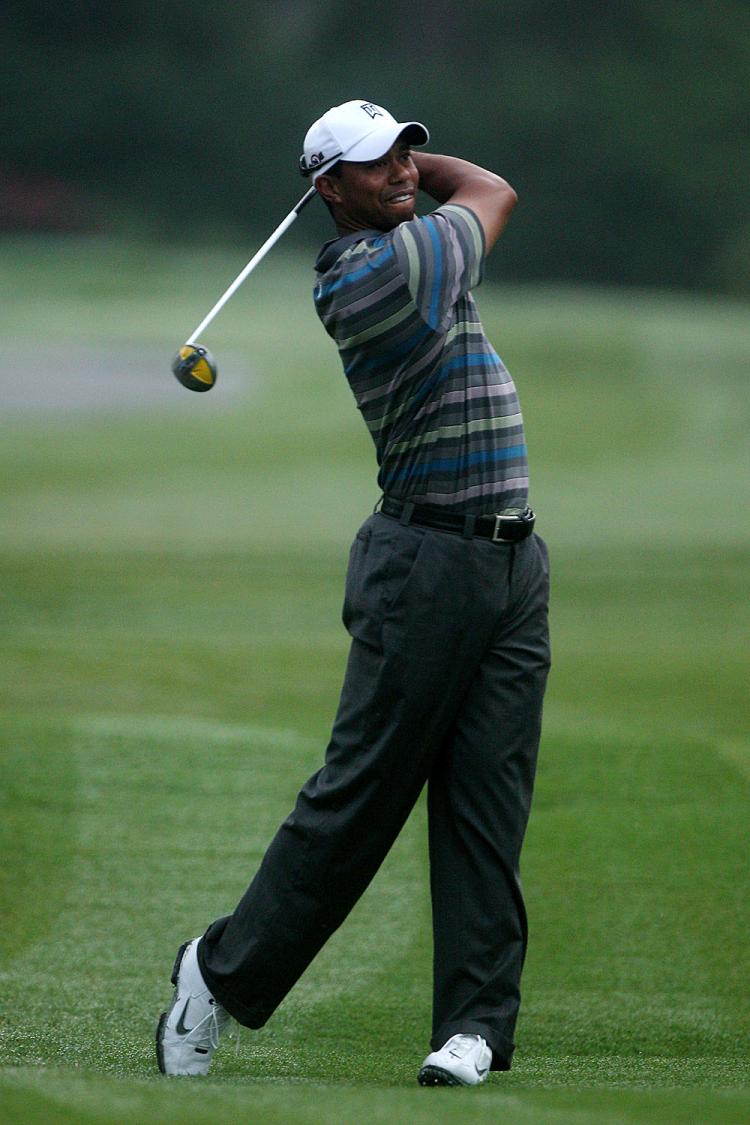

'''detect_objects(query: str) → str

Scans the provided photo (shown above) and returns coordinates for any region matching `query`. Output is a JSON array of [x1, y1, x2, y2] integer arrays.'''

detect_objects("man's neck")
[[335, 219, 386, 237]]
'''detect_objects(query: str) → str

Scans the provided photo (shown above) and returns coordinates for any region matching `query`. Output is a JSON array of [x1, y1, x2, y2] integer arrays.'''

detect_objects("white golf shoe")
[[156, 938, 231, 1076], [418, 1033, 492, 1086]]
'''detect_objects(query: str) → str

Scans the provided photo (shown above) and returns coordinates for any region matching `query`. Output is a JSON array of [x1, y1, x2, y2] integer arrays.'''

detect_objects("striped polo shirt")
[[313, 204, 528, 514]]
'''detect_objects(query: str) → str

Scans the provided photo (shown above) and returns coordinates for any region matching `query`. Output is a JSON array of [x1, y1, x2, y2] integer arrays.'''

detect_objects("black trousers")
[[198, 511, 550, 1069]]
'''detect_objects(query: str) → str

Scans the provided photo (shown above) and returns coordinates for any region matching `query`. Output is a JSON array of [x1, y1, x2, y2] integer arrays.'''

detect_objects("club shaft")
[[185, 186, 317, 345]]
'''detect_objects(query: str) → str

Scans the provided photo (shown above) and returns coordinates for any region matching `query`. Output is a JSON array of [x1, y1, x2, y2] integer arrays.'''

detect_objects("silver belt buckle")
[[492, 514, 517, 543]]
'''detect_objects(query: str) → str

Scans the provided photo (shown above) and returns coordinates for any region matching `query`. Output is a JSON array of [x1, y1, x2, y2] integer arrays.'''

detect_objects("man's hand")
[[413, 152, 517, 253]]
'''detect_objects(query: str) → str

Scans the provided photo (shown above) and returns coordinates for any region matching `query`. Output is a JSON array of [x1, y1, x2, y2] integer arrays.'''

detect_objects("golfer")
[[157, 99, 550, 1087]]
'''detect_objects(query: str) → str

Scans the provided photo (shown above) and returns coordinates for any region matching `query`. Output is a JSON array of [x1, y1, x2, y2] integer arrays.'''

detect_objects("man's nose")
[[387, 155, 406, 181]]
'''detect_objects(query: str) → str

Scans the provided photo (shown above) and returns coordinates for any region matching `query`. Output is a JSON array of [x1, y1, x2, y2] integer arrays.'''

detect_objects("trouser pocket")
[[342, 515, 426, 650]]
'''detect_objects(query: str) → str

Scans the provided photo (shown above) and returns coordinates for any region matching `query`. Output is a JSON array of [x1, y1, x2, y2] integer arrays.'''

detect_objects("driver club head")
[[171, 344, 218, 392]]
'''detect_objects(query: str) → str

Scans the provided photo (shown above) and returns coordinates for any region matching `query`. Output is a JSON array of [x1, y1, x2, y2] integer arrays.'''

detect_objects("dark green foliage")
[[1, 2, 749, 292]]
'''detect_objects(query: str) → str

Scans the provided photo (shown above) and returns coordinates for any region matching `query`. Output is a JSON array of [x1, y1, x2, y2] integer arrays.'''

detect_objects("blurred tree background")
[[1, 0, 748, 293]]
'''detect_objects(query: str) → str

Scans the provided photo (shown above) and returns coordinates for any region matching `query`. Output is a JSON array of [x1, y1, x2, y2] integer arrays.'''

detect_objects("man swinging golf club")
[[157, 99, 550, 1087]]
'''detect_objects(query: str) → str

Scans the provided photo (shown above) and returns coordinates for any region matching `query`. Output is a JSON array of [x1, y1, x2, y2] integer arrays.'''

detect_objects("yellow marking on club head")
[[179, 345, 214, 385], [192, 358, 214, 385]]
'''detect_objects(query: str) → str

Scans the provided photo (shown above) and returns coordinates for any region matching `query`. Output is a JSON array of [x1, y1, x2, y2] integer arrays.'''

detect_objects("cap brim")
[[343, 121, 429, 164]]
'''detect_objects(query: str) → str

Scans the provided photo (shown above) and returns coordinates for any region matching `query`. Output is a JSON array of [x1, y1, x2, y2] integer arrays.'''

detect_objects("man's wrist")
[[413, 153, 461, 204]]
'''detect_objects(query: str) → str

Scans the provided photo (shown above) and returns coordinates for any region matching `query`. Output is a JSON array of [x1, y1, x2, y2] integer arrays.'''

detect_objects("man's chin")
[[380, 203, 416, 229]]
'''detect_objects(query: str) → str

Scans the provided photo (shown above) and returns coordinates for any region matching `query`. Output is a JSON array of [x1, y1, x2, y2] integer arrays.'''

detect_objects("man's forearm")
[[413, 152, 512, 205], [412, 152, 518, 252]]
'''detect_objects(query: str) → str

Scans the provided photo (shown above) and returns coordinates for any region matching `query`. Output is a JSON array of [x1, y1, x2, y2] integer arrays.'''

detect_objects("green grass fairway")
[[1, 236, 748, 1124]]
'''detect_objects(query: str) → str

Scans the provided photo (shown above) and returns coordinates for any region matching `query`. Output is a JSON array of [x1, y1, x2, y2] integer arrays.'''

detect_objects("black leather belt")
[[380, 496, 536, 543]]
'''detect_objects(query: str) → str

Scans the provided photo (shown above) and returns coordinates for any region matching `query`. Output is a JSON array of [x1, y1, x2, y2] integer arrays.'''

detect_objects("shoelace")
[[185, 999, 230, 1051]]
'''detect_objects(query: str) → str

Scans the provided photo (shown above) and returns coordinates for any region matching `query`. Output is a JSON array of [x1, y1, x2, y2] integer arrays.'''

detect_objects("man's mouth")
[[386, 191, 414, 205]]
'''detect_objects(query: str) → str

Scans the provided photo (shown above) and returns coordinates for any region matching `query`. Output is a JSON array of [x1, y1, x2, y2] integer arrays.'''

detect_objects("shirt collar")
[[314, 227, 382, 274]]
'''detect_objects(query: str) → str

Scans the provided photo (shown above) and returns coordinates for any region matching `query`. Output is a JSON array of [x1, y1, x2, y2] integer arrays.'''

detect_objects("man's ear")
[[316, 174, 343, 207]]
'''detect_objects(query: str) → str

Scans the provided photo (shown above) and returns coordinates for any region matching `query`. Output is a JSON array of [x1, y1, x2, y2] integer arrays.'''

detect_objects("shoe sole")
[[418, 1064, 466, 1087], [155, 941, 191, 1076], [155, 1011, 168, 1075]]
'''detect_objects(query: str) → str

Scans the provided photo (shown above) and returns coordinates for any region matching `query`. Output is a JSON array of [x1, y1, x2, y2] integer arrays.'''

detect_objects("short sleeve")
[[392, 204, 486, 332]]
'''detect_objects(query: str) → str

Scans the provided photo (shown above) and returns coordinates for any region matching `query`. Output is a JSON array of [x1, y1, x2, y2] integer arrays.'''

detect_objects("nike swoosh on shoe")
[[175, 999, 195, 1035]]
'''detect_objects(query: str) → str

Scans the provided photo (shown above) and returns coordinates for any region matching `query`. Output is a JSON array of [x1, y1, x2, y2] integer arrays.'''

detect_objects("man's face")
[[320, 141, 419, 232]]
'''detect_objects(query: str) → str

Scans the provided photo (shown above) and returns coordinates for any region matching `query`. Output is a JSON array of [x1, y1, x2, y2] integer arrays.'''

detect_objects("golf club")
[[171, 185, 318, 391]]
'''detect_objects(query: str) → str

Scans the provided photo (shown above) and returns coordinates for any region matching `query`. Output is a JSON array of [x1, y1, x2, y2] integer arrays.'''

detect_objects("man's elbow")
[[481, 173, 517, 219], [499, 179, 518, 211]]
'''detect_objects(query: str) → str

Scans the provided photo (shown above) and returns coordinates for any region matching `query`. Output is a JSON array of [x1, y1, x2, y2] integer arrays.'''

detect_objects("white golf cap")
[[300, 100, 429, 181]]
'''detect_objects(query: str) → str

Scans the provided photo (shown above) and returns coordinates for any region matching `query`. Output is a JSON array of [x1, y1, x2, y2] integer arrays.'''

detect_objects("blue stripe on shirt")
[[384, 443, 527, 486], [344, 323, 432, 377], [316, 246, 394, 300], [412, 350, 503, 404], [424, 217, 443, 327]]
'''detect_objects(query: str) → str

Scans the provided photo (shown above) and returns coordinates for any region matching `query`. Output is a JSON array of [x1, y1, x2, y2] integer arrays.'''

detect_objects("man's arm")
[[413, 152, 517, 254]]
